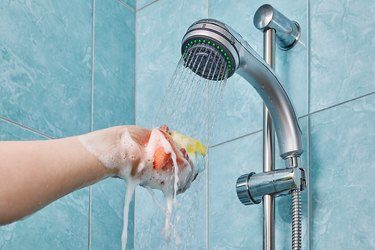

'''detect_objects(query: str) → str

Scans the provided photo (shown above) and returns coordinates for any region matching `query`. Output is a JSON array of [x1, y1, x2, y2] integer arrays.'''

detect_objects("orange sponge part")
[[153, 146, 172, 170]]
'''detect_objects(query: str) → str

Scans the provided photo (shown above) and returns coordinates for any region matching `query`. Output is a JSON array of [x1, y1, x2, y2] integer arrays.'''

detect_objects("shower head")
[[181, 18, 303, 159], [181, 19, 238, 81]]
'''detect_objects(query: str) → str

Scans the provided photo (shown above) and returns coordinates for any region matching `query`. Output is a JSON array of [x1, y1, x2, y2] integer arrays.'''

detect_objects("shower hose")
[[291, 189, 302, 250]]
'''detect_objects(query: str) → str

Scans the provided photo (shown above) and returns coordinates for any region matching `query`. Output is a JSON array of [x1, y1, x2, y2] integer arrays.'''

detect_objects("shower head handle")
[[236, 48, 303, 158]]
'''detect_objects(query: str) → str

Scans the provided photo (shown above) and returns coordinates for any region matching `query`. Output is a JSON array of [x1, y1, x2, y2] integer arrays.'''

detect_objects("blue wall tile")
[[91, 0, 135, 249], [135, 171, 207, 249], [93, 0, 135, 130], [0, 120, 89, 250], [135, 0, 207, 248], [135, 0, 207, 129], [311, 93, 375, 249], [0, 1, 93, 138], [310, 0, 375, 112], [0, 119, 46, 140], [91, 179, 132, 250], [209, 132, 263, 249]]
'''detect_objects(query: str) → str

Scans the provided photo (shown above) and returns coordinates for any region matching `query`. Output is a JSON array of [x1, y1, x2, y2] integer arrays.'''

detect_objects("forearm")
[[0, 129, 118, 225], [0, 125, 201, 225]]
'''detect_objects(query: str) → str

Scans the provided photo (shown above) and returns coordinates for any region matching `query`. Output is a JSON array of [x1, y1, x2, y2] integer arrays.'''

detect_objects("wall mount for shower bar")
[[253, 4, 301, 50]]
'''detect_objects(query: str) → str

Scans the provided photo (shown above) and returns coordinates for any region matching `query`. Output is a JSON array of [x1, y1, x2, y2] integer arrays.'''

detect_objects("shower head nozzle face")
[[182, 42, 232, 81], [181, 20, 240, 80]]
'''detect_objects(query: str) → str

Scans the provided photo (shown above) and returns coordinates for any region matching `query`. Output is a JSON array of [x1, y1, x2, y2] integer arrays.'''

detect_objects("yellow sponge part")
[[170, 131, 208, 157]]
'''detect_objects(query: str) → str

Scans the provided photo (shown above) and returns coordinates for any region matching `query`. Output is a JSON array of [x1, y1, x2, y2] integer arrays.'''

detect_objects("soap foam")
[[121, 179, 138, 250], [79, 127, 202, 249]]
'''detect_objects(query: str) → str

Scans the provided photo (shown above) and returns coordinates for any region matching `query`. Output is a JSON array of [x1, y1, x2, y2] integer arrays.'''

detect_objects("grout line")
[[299, 113, 309, 119], [208, 129, 262, 149], [133, 5, 137, 249], [88, 186, 93, 250], [90, 2, 95, 133], [115, 0, 135, 12], [308, 91, 375, 117], [307, 0, 312, 249], [307, 108, 312, 248], [136, 0, 159, 12], [0, 115, 53, 139], [134, 6, 138, 127], [210, 90, 375, 150], [88, 0, 96, 249]]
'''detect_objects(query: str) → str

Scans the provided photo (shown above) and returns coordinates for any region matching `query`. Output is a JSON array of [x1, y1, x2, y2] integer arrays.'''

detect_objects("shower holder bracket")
[[253, 4, 301, 50], [236, 167, 305, 205]]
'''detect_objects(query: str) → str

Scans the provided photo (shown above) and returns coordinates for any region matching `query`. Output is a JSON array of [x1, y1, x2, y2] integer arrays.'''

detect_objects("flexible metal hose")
[[291, 189, 302, 250]]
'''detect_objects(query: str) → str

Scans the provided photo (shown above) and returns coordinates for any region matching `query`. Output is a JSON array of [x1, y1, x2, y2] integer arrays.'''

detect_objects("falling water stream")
[[121, 45, 230, 249], [153, 45, 229, 145]]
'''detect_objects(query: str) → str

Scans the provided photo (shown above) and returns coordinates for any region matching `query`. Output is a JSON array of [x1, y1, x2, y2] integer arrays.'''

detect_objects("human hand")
[[124, 125, 203, 195], [79, 125, 205, 196]]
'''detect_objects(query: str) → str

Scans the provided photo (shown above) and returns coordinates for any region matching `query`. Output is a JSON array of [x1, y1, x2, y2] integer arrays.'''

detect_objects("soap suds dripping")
[[121, 180, 139, 250], [118, 128, 196, 250], [79, 127, 201, 250]]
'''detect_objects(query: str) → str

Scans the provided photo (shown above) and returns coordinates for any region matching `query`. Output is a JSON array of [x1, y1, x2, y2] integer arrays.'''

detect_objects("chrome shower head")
[[181, 19, 239, 81], [181, 18, 303, 159]]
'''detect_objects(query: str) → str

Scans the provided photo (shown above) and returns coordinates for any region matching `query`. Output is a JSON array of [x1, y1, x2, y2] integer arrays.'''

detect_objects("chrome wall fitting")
[[236, 168, 306, 205], [254, 4, 301, 50]]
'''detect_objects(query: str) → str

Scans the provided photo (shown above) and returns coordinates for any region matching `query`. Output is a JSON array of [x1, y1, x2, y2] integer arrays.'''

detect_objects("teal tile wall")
[[135, 0, 375, 249], [310, 95, 375, 249], [91, 0, 135, 249], [0, 0, 135, 249], [135, 0, 208, 128], [92, 0, 135, 131], [310, 0, 375, 112], [134, 0, 208, 248], [208, 133, 264, 249], [0, 1, 92, 138]]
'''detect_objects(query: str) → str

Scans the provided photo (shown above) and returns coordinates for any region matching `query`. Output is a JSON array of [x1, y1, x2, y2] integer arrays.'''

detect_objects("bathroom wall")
[[1, 0, 372, 249], [0, 0, 135, 249], [309, 0, 375, 249], [135, 0, 375, 249]]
